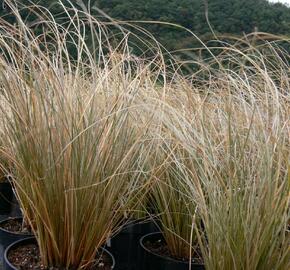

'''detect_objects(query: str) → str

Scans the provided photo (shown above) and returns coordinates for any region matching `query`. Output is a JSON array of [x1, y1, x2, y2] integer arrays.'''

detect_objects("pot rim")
[[4, 236, 116, 269], [4, 236, 36, 270], [140, 232, 204, 266], [0, 217, 33, 236]]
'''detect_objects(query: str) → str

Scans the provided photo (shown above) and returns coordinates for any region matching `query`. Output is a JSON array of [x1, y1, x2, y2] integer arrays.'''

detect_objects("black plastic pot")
[[3, 237, 116, 270], [0, 217, 33, 250], [109, 219, 159, 270], [0, 181, 14, 215], [140, 232, 205, 270]]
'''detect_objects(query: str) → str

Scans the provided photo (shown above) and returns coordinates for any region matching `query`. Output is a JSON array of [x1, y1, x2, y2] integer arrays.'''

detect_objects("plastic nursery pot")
[[140, 232, 205, 270], [109, 218, 159, 270], [0, 181, 14, 215], [0, 217, 33, 250], [4, 237, 116, 270]]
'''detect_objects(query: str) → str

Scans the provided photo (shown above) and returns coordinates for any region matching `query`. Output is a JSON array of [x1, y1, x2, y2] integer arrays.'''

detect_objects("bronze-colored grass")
[[0, 2, 289, 270], [0, 2, 162, 269], [150, 40, 290, 269]]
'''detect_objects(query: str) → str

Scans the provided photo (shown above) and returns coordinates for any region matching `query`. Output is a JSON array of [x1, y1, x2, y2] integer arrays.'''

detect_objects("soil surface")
[[144, 237, 203, 264], [7, 243, 113, 270], [0, 218, 31, 234]]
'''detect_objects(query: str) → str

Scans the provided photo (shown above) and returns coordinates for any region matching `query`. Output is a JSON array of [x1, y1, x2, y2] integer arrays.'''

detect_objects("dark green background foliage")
[[1, 0, 290, 51], [96, 0, 290, 50]]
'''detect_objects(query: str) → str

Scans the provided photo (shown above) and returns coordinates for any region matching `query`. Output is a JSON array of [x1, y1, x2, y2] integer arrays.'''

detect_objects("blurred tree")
[[1, 0, 289, 52]]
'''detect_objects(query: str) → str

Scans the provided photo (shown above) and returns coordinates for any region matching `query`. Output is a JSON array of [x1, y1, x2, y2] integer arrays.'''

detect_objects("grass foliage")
[[0, 1, 289, 269]]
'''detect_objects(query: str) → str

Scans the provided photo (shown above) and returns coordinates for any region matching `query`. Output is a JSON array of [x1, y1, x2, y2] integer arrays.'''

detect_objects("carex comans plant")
[[149, 143, 203, 263], [196, 91, 290, 270], [142, 78, 208, 263], [160, 40, 290, 270], [0, 2, 163, 269]]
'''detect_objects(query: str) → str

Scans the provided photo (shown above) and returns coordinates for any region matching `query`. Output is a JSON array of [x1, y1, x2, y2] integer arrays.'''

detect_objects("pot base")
[[140, 232, 205, 270], [109, 219, 159, 270]]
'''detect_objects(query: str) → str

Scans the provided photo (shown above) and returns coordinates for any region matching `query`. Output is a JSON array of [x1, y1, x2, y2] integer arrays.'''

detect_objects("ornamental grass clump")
[[158, 39, 290, 270], [198, 47, 290, 270], [149, 144, 203, 262], [195, 96, 290, 270], [0, 3, 162, 269], [0, 1, 289, 269], [140, 74, 211, 263]]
